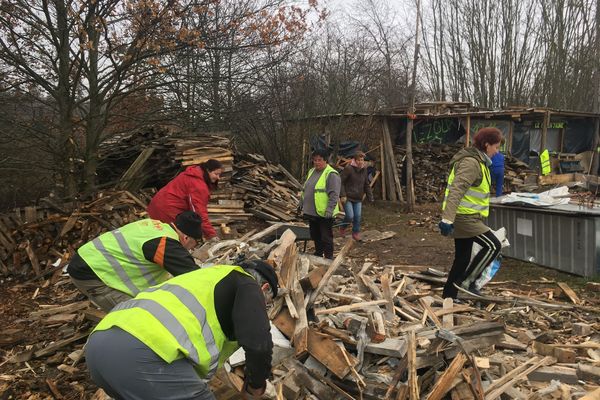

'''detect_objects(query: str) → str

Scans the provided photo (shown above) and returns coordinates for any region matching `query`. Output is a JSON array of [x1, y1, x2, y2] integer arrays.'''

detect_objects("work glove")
[[438, 220, 454, 236], [324, 210, 333, 219], [296, 201, 303, 216]]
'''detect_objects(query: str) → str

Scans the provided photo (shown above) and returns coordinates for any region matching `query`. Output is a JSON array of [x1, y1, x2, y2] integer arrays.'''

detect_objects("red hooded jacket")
[[147, 166, 217, 239]]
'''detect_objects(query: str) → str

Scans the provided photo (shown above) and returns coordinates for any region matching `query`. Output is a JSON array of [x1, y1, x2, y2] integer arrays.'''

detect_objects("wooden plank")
[[532, 341, 577, 363], [24, 240, 41, 276], [380, 269, 395, 319], [115, 147, 155, 191], [306, 239, 354, 308], [527, 365, 578, 384], [484, 356, 553, 400], [426, 352, 468, 400], [299, 266, 327, 291], [307, 328, 355, 379], [557, 282, 581, 304], [315, 299, 389, 315], [291, 279, 308, 358], [282, 358, 338, 399], [407, 330, 419, 400], [33, 332, 90, 359], [442, 297, 454, 328], [365, 338, 407, 358], [30, 301, 91, 318]]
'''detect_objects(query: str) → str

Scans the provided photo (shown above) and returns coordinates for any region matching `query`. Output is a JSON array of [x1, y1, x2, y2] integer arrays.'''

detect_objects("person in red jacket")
[[147, 159, 223, 240]]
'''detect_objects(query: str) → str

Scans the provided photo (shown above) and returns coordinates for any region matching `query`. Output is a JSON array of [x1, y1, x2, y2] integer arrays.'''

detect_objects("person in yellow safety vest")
[[67, 211, 204, 312], [298, 148, 341, 259], [439, 128, 503, 300], [85, 259, 279, 400], [540, 149, 551, 175]]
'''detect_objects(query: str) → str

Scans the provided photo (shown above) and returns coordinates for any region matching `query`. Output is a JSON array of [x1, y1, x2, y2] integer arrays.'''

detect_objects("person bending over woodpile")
[[299, 149, 341, 259], [438, 128, 502, 300], [67, 211, 203, 311], [147, 159, 223, 242], [339, 151, 374, 241], [85, 260, 278, 400]]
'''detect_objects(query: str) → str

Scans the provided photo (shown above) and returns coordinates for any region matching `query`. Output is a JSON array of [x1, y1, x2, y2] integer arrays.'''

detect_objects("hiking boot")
[[352, 232, 361, 241]]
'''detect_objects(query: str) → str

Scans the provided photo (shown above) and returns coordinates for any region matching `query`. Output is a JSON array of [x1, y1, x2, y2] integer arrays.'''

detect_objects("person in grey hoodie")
[[339, 151, 374, 241], [439, 128, 503, 299], [299, 149, 341, 259]]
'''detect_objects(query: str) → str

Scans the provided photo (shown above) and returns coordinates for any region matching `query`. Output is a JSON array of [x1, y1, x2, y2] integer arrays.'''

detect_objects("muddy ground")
[[0, 202, 599, 399]]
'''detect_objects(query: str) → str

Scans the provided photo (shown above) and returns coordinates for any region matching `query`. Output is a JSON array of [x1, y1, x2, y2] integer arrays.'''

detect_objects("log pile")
[[0, 190, 154, 278], [234, 154, 302, 223], [2, 226, 599, 399]]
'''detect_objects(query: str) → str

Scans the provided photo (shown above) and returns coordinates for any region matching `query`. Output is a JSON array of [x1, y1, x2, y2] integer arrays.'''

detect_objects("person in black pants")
[[299, 149, 341, 259], [438, 128, 503, 299]]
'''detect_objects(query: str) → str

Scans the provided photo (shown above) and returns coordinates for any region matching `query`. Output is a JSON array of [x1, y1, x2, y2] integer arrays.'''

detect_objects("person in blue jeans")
[[340, 151, 374, 241], [490, 146, 505, 197]]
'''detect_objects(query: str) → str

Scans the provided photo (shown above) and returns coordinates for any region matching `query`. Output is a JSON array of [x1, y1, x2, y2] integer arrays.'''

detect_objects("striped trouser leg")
[[461, 230, 501, 288]]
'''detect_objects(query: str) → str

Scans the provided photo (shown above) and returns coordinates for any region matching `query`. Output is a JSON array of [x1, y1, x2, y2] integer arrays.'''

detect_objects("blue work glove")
[[438, 220, 454, 236]]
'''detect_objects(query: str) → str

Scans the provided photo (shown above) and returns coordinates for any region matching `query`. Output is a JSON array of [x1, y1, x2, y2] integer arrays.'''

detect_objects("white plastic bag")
[[470, 227, 510, 290], [474, 257, 502, 290]]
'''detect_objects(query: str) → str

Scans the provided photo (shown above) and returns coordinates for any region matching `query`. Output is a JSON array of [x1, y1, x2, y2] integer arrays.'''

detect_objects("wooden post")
[[508, 120, 514, 155], [404, 0, 421, 211], [465, 115, 471, 147], [381, 118, 398, 201], [301, 138, 307, 180], [383, 118, 403, 202], [380, 139, 387, 200]]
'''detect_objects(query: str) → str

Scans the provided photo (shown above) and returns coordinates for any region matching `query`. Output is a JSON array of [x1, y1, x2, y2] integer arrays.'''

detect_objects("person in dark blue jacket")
[[490, 141, 505, 197]]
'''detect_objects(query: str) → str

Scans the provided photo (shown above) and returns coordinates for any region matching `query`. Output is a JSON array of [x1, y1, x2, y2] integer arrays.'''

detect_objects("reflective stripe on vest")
[[305, 164, 340, 217], [442, 160, 491, 217], [92, 265, 250, 378], [78, 219, 177, 296], [540, 149, 551, 176]]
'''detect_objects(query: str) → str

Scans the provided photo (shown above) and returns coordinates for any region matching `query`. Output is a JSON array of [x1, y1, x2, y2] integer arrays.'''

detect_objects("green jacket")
[[441, 147, 491, 239]]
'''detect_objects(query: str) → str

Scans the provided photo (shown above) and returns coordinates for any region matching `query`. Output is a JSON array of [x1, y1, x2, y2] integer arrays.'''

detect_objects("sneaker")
[[352, 232, 361, 241], [468, 284, 482, 296]]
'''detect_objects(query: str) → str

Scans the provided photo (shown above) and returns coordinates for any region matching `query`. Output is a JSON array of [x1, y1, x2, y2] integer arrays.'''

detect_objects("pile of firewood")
[[1, 226, 599, 399], [0, 190, 154, 278]]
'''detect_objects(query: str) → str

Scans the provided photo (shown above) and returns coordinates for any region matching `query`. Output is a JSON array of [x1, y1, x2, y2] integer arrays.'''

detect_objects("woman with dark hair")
[[439, 128, 502, 299], [147, 159, 223, 241]]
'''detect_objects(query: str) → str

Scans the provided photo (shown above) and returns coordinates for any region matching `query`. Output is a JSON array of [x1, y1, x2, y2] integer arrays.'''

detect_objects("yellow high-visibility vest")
[[442, 161, 491, 217], [540, 149, 551, 175]]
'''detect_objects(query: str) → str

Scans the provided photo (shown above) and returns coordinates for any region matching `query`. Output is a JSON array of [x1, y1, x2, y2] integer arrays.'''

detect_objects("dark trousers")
[[443, 230, 501, 299], [86, 328, 216, 400], [308, 216, 334, 259]]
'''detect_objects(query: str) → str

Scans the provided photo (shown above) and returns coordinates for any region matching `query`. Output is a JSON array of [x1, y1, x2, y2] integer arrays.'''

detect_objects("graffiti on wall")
[[413, 118, 459, 144]]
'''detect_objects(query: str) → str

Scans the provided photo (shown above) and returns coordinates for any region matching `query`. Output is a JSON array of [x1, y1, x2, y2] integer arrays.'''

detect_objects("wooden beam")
[[425, 352, 468, 400], [407, 330, 419, 400], [465, 115, 471, 147]]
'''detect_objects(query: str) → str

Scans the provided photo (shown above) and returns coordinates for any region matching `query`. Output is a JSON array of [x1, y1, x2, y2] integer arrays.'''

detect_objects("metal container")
[[488, 203, 600, 277]]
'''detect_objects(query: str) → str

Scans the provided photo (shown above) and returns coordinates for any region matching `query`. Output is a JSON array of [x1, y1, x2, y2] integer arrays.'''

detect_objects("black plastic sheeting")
[[510, 123, 531, 162], [564, 119, 595, 153], [309, 134, 370, 159]]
